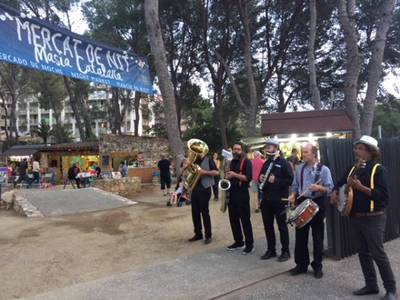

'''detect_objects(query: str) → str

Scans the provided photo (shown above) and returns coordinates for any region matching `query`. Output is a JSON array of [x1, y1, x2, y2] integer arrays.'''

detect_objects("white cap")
[[265, 138, 279, 147], [354, 135, 379, 150]]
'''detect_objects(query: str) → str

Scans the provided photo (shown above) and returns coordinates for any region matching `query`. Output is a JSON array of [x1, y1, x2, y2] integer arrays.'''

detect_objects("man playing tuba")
[[186, 140, 219, 245]]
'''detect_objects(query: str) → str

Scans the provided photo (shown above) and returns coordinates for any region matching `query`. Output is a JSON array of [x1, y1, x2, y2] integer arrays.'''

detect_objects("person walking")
[[158, 155, 171, 196]]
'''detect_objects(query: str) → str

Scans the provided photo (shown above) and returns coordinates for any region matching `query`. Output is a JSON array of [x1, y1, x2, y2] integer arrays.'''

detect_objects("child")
[[167, 176, 190, 206]]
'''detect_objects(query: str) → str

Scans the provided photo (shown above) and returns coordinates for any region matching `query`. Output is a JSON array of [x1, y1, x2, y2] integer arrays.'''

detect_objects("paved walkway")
[[17, 188, 136, 217], [24, 237, 400, 300]]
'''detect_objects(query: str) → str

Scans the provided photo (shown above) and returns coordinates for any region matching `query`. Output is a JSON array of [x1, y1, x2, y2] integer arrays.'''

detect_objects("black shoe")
[[289, 266, 307, 276], [226, 242, 245, 251], [313, 269, 323, 279], [278, 251, 290, 262], [261, 250, 277, 260], [188, 235, 203, 242], [204, 237, 212, 244], [353, 286, 379, 296], [242, 246, 254, 255], [382, 292, 398, 300]]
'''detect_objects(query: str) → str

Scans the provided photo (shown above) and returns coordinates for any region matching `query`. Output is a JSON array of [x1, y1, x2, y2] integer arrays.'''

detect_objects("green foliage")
[[30, 71, 66, 113], [183, 99, 242, 152], [32, 121, 51, 144], [51, 124, 74, 143], [372, 98, 400, 137]]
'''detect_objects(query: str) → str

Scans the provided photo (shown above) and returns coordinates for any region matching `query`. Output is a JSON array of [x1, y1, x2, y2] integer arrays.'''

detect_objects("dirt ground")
[[0, 186, 266, 299]]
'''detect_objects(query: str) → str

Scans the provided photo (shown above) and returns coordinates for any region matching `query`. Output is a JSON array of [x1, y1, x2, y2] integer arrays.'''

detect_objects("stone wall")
[[0, 191, 43, 217], [92, 177, 142, 197], [100, 135, 169, 164]]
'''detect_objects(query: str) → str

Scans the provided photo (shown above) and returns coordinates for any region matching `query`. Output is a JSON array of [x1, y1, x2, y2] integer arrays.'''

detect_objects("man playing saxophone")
[[259, 138, 293, 262], [226, 142, 254, 254], [187, 148, 219, 245]]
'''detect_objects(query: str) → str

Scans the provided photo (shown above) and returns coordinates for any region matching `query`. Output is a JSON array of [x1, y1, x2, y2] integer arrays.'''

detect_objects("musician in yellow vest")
[[331, 135, 397, 300]]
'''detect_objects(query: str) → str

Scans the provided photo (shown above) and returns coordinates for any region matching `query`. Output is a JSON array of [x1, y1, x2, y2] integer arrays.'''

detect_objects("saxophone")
[[219, 149, 233, 212], [182, 139, 209, 192]]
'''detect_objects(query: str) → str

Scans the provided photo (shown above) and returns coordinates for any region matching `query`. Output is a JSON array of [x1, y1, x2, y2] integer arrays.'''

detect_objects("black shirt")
[[157, 159, 171, 177], [229, 158, 252, 189], [258, 156, 293, 200], [334, 160, 388, 215]]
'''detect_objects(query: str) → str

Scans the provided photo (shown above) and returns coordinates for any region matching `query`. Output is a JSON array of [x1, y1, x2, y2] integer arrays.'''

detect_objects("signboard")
[[0, 3, 153, 94]]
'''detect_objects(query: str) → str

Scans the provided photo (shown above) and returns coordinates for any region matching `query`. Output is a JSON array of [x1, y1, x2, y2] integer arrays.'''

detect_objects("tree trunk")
[[63, 76, 86, 140], [215, 92, 228, 149], [338, 0, 362, 139], [7, 65, 18, 144], [79, 94, 95, 140], [307, 0, 321, 110], [144, 0, 184, 169], [238, 0, 258, 137], [360, 0, 395, 135], [134, 92, 141, 137], [110, 88, 122, 134]]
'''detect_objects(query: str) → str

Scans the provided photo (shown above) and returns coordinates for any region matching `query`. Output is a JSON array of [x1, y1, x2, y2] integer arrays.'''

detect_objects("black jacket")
[[258, 156, 293, 201], [334, 160, 388, 215]]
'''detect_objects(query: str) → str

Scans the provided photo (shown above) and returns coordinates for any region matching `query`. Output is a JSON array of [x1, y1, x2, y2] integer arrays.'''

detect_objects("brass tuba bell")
[[183, 139, 209, 192]]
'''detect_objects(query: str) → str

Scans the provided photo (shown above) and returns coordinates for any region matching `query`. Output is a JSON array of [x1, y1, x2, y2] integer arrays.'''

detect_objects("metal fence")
[[319, 138, 400, 259]]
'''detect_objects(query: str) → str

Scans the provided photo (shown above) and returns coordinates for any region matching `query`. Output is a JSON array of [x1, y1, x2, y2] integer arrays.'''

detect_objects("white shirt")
[[32, 161, 40, 172]]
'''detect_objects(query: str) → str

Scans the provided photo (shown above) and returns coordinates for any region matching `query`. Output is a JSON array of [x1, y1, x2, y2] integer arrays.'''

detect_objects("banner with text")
[[0, 3, 153, 94]]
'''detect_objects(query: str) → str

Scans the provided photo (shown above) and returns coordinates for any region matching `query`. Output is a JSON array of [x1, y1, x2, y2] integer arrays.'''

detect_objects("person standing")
[[259, 139, 293, 262], [331, 136, 397, 300], [287, 148, 301, 172], [225, 143, 254, 254], [32, 159, 40, 184], [288, 143, 334, 278], [188, 151, 218, 244], [250, 151, 265, 213], [13, 158, 29, 187], [158, 155, 171, 196]]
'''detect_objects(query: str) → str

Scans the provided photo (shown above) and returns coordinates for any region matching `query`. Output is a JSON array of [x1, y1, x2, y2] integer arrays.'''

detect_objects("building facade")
[[2, 88, 155, 142]]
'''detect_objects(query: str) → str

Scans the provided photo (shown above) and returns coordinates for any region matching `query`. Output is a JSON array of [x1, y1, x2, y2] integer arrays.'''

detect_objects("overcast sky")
[[64, 2, 400, 99]]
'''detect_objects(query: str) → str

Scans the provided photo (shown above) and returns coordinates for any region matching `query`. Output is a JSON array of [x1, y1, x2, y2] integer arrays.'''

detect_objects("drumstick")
[[296, 178, 322, 200]]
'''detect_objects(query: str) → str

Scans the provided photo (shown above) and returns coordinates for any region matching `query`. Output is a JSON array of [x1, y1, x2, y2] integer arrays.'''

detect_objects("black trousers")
[[260, 196, 289, 253], [294, 208, 325, 271], [191, 186, 212, 238], [160, 174, 171, 190], [351, 214, 396, 293], [228, 188, 254, 247], [212, 175, 220, 199]]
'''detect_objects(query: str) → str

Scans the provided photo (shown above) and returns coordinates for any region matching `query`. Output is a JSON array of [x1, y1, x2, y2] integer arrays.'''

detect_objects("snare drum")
[[288, 199, 319, 228]]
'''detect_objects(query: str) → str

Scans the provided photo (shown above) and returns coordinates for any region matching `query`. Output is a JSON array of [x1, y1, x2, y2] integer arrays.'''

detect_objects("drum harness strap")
[[238, 159, 246, 187], [300, 163, 322, 199], [347, 163, 380, 212]]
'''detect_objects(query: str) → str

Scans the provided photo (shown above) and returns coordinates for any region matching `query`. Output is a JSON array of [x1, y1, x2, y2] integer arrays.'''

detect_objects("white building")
[[8, 89, 154, 141]]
